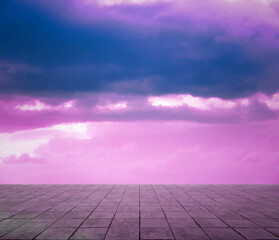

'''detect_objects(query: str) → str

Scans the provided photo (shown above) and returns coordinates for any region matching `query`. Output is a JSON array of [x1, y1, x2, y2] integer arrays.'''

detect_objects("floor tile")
[[222, 218, 257, 227], [105, 227, 139, 239], [141, 212, 165, 219], [1, 227, 45, 239], [35, 227, 76, 239], [114, 212, 139, 219], [168, 218, 198, 227], [111, 218, 139, 228], [235, 227, 279, 239], [172, 227, 209, 239], [141, 218, 169, 228], [51, 218, 84, 228], [141, 227, 174, 239], [204, 227, 244, 239], [81, 218, 112, 228], [195, 218, 228, 228], [266, 228, 279, 237], [165, 211, 191, 219], [70, 228, 107, 240], [250, 218, 279, 228], [0, 185, 278, 240], [89, 212, 115, 219]]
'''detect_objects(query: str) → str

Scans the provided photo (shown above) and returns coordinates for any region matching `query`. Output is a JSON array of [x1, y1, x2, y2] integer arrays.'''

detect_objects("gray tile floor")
[[0, 185, 278, 239]]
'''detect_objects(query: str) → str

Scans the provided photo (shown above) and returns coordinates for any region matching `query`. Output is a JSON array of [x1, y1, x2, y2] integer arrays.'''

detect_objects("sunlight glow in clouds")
[[0, 133, 51, 159], [0, 122, 90, 162], [15, 100, 75, 112], [149, 94, 237, 110], [52, 123, 91, 139], [259, 93, 279, 110], [16, 100, 51, 111], [97, 101, 128, 111]]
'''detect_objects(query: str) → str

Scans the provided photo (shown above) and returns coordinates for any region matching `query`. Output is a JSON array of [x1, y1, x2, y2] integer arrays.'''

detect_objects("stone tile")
[[95, 206, 118, 212], [62, 211, 90, 219], [11, 211, 43, 219], [105, 227, 139, 239], [35, 227, 76, 239], [37, 211, 66, 219], [82, 218, 112, 228], [141, 218, 169, 228], [239, 212, 267, 218], [168, 218, 198, 227], [250, 218, 279, 228], [0, 219, 29, 228], [114, 211, 139, 219], [0, 185, 279, 240], [172, 227, 209, 239], [214, 211, 241, 219], [265, 212, 279, 218], [111, 218, 139, 228], [0, 227, 15, 238], [141, 211, 165, 219], [71, 206, 96, 212], [141, 206, 162, 212], [195, 218, 228, 228], [235, 227, 279, 239], [51, 218, 84, 227], [222, 218, 257, 227], [204, 228, 244, 239], [27, 206, 52, 212], [141, 227, 174, 239], [89, 212, 115, 219], [189, 210, 217, 218], [0, 212, 18, 219], [165, 211, 191, 219], [1, 227, 45, 239], [70, 228, 107, 239], [21, 219, 56, 228], [266, 228, 279, 237]]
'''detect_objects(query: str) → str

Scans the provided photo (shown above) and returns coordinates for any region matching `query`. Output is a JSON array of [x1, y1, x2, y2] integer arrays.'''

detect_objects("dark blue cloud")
[[0, 0, 279, 98]]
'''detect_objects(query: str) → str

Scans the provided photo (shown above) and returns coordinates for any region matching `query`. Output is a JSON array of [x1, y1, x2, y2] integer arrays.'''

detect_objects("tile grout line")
[[190, 185, 279, 239], [166, 184, 213, 240], [152, 184, 176, 240], [139, 184, 141, 240], [66, 184, 115, 240], [0, 185, 81, 239], [32, 184, 103, 240], [176, 184, 248, 240], [102, 184, 128, 240]]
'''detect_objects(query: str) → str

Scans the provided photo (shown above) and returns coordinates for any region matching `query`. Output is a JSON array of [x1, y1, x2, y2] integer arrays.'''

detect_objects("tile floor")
[[0, 185, 278, 239]]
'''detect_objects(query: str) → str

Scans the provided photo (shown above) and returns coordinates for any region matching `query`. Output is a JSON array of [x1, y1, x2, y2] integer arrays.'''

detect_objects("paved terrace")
[[0, 185, 278, 240]]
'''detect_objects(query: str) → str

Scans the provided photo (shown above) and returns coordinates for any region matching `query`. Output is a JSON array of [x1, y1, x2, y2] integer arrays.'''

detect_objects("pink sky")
[[0, 92, 278, 184], [1, 0, 279, 184]]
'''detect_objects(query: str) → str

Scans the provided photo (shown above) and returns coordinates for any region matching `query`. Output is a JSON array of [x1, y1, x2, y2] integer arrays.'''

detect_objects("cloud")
[[0, 0, 278, 97], [1, 154, 43, 164], [0, 92, 278, 133], [0, 120, 278, 184]]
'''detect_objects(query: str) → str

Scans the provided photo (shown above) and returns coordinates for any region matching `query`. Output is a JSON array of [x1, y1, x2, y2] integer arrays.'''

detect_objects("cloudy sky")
[[0, 0, 279, 183]]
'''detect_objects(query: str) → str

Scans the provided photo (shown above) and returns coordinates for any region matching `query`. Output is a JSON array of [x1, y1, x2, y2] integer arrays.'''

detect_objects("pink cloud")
[[0, 120, 278, 184], [149, 94, 238, 109], [0, 92, 278, 184], [0, 92, 278, 133], [2, 154, 44, 165]]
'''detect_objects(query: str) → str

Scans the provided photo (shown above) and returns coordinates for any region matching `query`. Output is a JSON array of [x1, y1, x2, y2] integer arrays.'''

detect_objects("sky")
[[0, 0, 279, 184]]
